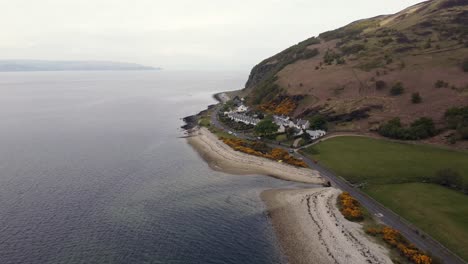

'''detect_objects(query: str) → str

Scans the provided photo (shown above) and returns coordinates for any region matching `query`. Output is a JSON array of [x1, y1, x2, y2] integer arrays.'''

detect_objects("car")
[[228, 131, 233, 135], [288, 149, 294, 154]]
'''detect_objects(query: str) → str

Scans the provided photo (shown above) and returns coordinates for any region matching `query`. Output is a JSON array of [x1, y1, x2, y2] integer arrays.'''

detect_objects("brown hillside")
[[241, 0, 468, 136]]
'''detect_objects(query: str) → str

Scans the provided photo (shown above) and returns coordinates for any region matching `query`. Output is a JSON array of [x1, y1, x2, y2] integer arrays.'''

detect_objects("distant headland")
[[0, 60, 160, 72]]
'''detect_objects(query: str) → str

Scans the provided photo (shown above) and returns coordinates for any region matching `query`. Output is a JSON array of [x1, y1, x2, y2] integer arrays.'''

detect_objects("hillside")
[[240, 0, 468, 145], [0, 60, 158, 72]]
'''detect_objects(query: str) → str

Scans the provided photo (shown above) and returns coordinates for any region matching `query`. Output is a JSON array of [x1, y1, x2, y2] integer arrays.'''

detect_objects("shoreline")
[[187, 126, 324, 184], [261, 188, 392, 264], [186, 125, 394, 264]]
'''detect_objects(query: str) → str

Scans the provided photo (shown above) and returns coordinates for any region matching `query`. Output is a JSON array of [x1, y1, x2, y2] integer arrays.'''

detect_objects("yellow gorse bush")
[[338, 192, 364, 221], [260, 97, 297, 115], [221, 137, 308, 168], [365, 226, 432, 264]]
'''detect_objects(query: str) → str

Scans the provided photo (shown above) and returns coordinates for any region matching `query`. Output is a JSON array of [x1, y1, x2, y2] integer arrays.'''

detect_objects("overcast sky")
[[0, 0, 423, 70]]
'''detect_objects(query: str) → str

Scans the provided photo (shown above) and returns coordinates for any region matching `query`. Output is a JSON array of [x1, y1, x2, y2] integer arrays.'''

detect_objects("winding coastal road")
[[209, 103, 466, 264]]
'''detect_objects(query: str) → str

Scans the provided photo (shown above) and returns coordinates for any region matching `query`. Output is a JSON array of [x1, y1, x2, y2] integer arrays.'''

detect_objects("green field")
[[366, 183, 468, 261], [302, 136, 468, 261], [302, 136, 468, 185]]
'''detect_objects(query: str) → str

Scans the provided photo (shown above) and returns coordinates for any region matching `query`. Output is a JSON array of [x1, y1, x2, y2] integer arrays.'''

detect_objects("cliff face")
[[243, 0, 468, 133]]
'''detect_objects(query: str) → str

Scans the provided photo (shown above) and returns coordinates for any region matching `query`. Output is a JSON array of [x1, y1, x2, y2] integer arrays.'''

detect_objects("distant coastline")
[[0, 60, 159, 72]]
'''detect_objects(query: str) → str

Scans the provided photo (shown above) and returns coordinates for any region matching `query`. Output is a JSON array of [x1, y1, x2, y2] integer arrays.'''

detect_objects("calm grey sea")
[[0, 71, 295, 264]]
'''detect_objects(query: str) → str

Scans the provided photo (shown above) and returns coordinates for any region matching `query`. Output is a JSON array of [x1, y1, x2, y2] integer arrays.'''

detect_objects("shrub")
[[411, 92, 422, 104], [340, 43, 365, 55], [378, 117, 436, 140], [408, 117, 436, 139], [376, 80, 386, 90], [435, 80, 449, 88], [433, 169, 463, 189], [260, 97, 297, 115], [380, 38, 394, 46], [323, 50, 341, 65], [366, 226, 433, 264], [221, 137, 307, 167], [390, 82, 404, 95], [444, 106, 468, 129], [379, 118, 405, 139], [462, 58, 468, 72], [309, 115, 328, 130], [338, 192, 364, 221], [457, 125, 468, 139], [424, 39, 432, 49]]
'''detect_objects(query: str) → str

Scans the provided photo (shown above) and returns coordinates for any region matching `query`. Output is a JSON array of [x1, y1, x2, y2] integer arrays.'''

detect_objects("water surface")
[[0, 71, 295, 264]]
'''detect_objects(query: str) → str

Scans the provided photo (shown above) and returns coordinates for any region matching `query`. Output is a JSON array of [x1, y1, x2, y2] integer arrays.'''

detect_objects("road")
[[209, 104, 466, 264]]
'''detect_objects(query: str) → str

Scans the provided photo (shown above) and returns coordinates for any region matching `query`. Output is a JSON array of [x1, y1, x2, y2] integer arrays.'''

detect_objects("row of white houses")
[[224, 109, 327, 140], [273, 115, 310, 132], [225, 112, 260, 126]]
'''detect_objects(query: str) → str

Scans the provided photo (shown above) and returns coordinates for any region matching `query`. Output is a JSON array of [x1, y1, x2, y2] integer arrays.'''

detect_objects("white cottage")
[[236, 104, 249, 113], [306, 130, 327, 140]]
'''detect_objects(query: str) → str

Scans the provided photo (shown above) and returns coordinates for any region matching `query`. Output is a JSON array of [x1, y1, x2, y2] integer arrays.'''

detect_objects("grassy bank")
[[302, 136, 468, 261]]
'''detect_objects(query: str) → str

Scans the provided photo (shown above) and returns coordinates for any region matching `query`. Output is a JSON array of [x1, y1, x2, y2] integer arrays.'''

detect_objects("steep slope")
[[242, 0, 468, 136]]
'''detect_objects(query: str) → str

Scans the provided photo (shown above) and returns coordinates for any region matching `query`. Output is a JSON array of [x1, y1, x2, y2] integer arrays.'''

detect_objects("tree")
[[378, 117, 436, 140], [285, 127, 296, 139], [302, 131, 311, 142], [309, 115, 328, 130], [254, 119, 279, 136], [411, 92, 422, 104], [390, 82, 404, 96]]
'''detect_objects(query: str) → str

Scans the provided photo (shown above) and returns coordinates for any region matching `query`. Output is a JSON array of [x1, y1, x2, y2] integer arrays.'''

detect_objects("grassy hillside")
[[242, 0, 468, 145], [301, 136, 468, 261]]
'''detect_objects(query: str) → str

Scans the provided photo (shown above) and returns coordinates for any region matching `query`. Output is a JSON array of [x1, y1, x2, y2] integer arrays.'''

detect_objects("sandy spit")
[[186, 127, 324, 184], [262, 188, 392, 264]]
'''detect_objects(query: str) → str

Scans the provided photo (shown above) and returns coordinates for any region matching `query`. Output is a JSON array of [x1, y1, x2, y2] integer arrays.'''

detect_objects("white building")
[[277, 124, 286, 133], [306, 130, 327, 140], [273, 115, 295, 127], [226, 112, 260, 126], [296, 119, 310, 130], [236, 104, 249, 113]]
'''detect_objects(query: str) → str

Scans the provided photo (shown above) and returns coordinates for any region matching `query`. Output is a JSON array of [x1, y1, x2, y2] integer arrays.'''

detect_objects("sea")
[[0, 71, 297, 264]]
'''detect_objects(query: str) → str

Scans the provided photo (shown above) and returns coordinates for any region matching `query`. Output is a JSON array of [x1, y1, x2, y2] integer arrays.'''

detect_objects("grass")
[[276, 134, 287, 142], [366, 183, 468, 261], [302, 136, 468, 185], [302, 136, 468, 261], [199, 116, 211, 127], [209, 126, 237, 140]]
